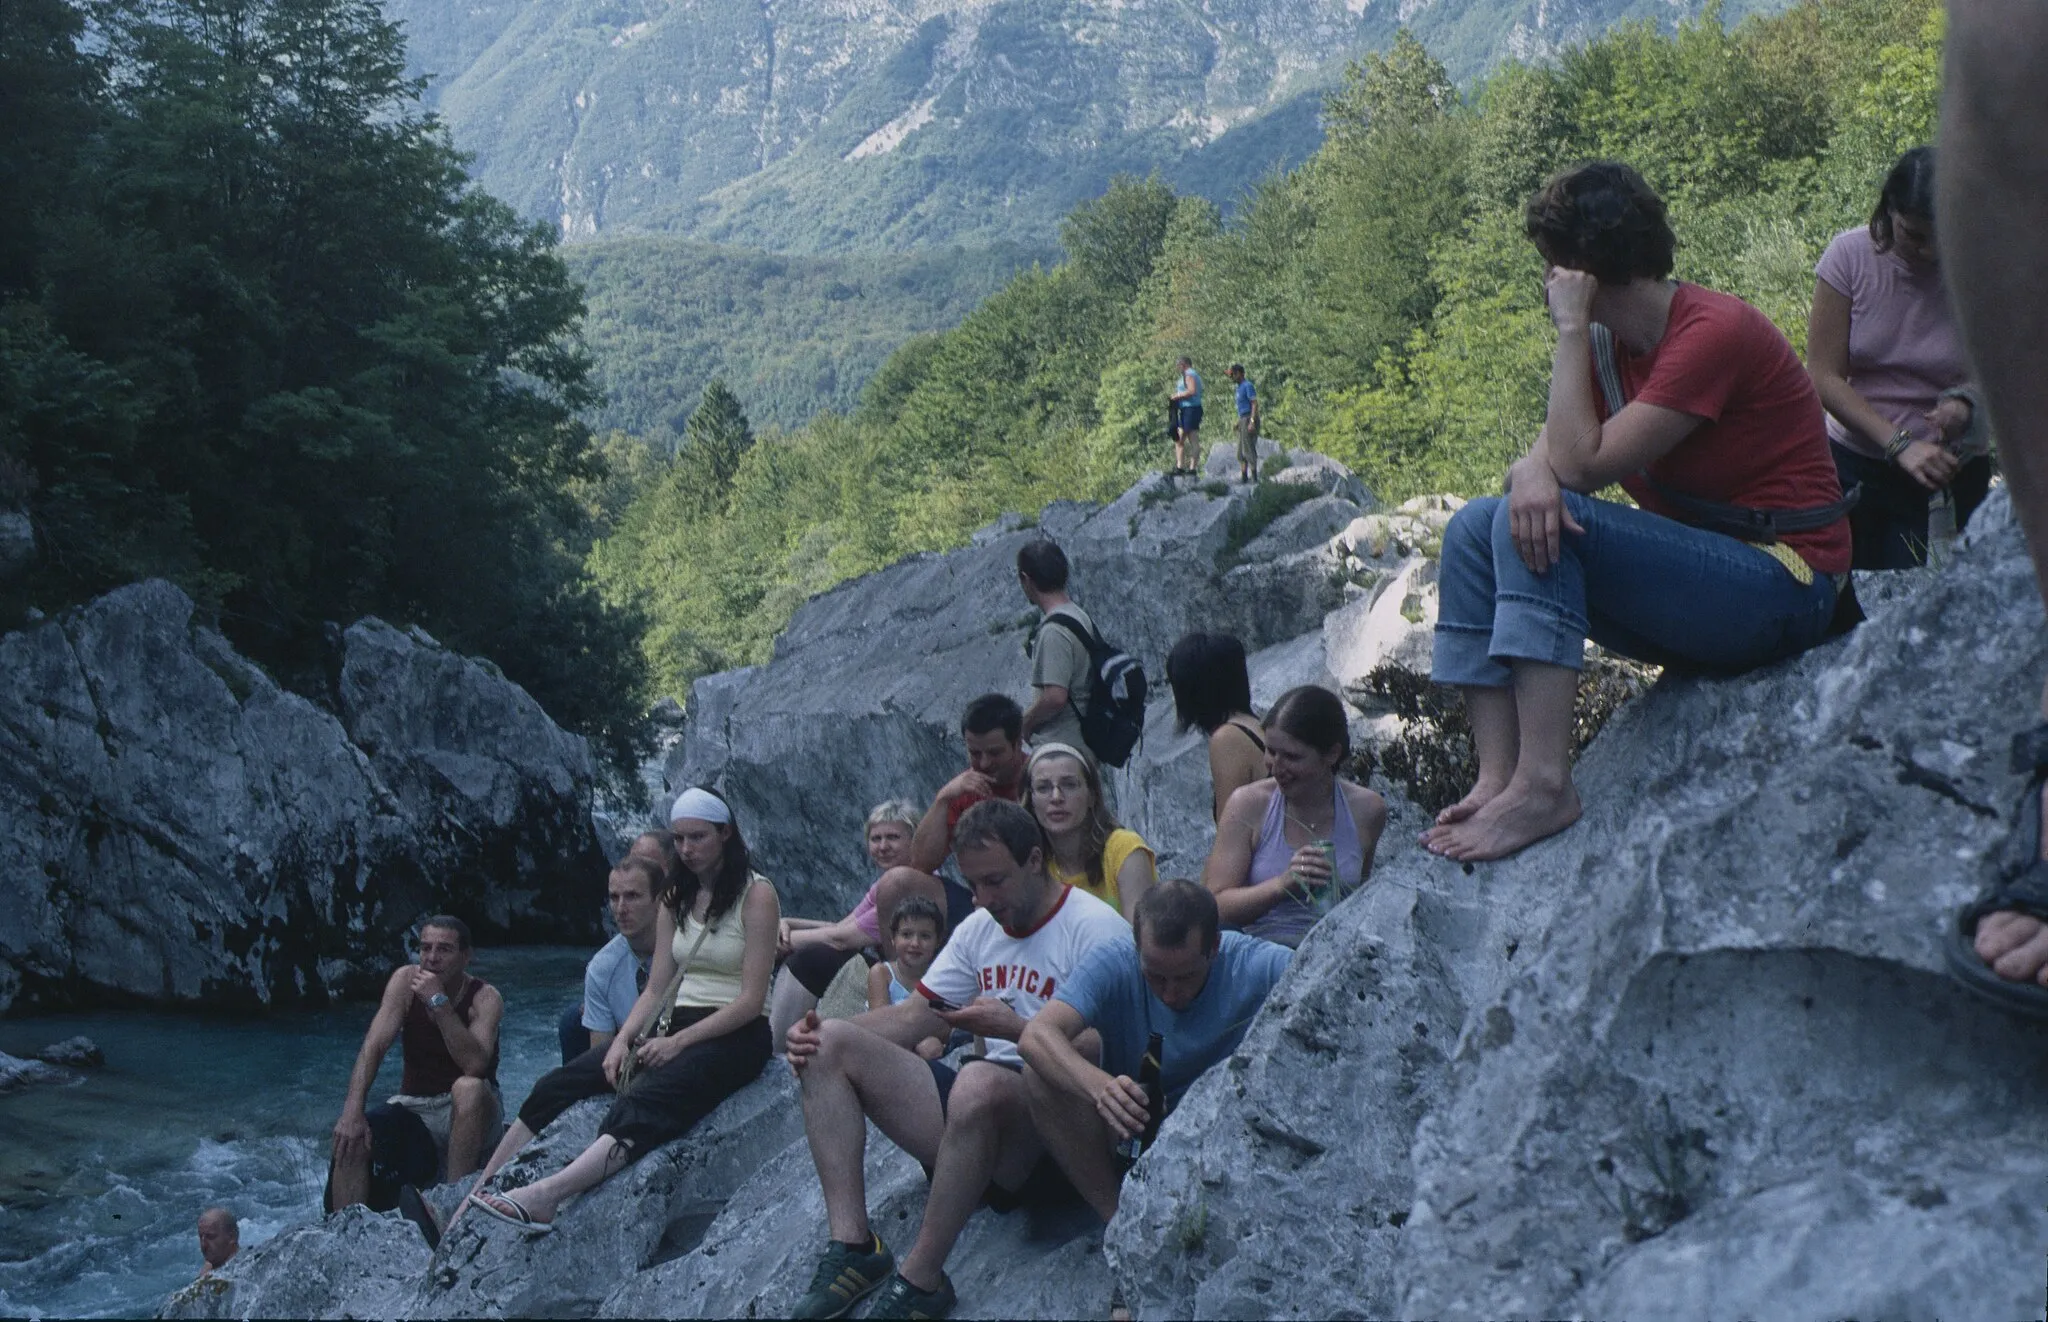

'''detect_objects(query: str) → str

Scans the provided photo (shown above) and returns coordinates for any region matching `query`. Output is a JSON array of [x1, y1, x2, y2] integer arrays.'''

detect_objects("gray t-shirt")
[[1031, 603, 1095, 752]]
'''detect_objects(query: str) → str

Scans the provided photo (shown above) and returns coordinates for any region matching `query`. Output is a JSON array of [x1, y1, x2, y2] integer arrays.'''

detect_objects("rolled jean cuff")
[[1490, 590, 1588, 671], [1432, 621, 1510, 688]]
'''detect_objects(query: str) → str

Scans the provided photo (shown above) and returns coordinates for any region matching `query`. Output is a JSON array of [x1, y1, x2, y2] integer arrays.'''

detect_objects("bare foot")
[[1975, 909, 2048, 985], [1423, 781, 1582, 862], [1427, 776, 1510, 833], [1970, 781, 2048, 985]]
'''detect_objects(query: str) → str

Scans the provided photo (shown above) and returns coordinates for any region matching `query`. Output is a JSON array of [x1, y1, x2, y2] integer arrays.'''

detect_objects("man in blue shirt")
[[1018, 878, 1290, 1221], [1228, 363, 1261, 483], [556, 853, 662, 1062]]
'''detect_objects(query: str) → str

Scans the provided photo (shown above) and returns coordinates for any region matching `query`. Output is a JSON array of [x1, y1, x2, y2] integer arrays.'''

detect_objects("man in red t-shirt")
[[868, 694, 1031, 938], [1422, 161, 1853, 864]]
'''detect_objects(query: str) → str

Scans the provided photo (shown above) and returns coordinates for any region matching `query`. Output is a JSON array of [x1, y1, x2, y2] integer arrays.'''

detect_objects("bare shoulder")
[[746, 876, 782, 920], [1342, 780, 1389, 832], [1224, 777, 1279, 820]]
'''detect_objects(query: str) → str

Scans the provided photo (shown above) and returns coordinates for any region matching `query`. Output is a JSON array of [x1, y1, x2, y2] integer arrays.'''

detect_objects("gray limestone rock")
[[1106, 488, 2048, 1318], [0, 1049, 74, 1092], [598, 1115, 1111, 1321], [0, 509, 32, 581], [0, 581, 603, 1012], [668, 457, 1373, 920], [156, 1205, 429, 1321], [408, 1067, 804, 1318]]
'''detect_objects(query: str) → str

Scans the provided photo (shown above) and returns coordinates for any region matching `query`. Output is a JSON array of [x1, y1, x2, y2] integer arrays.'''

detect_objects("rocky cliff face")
[[155, 466, 2048, 1319], [0, 582, 606, 1013], [379, 0, 1678, 248]]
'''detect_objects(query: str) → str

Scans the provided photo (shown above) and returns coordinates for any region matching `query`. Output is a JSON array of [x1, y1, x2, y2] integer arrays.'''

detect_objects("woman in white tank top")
[[456, 787, 779, 1233]]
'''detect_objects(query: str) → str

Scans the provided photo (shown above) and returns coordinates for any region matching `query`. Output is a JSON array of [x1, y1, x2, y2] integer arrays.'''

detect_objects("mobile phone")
[[921, 991, 961, 1013]]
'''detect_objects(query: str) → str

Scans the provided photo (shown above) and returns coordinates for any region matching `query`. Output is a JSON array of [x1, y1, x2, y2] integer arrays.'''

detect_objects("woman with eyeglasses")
[[1022, 743, 1156, 921]]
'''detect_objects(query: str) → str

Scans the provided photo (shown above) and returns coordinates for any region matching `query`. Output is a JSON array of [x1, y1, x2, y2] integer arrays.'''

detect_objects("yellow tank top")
[[673, 873, 768, 1009], [1045, 829, 1152, 914]]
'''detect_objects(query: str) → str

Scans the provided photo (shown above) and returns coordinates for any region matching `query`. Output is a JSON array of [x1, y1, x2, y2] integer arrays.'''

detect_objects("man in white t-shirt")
[[783, 799, 1129, 1320]]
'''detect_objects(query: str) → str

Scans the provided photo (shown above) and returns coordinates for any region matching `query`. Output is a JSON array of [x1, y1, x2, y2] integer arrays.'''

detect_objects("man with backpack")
[[1016, 538, 1148, 775], [1018, 539, 1094, 755]]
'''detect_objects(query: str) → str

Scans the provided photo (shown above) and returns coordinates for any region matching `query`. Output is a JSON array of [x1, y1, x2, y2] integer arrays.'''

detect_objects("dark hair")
[[1264, 685, 1350, 760], [961, 692, 1024, 744], [664, 788, 753, 925], [610, 854, 664, 900], [1166, 632, 1255, 734], [1228, 363, 1244, 375], [953, 798, 1047, 867], [1133, 879, 1220, 953], [1016, 539, 1070, 592], [890, 894, 947, 938], [418, 915, 472, 951], [1177, 355, 1192, 368], [1870, 146, 1935, 252], [1524, 161, 1676, 285]]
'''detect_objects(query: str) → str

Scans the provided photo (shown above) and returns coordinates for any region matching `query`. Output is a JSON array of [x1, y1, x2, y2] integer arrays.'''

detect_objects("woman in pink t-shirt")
[[1808, 146, 1990, 569]]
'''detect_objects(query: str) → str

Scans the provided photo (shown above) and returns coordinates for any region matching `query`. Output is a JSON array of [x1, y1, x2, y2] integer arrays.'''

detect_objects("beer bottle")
[[1116, 1033, 1166, 1162]]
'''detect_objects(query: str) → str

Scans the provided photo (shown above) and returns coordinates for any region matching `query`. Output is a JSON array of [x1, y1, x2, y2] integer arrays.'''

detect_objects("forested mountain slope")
[[382, 0, 1784, 247]]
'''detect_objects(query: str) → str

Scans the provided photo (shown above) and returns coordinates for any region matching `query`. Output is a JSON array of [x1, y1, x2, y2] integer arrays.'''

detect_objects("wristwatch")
[[427, 992, 451, 1011]]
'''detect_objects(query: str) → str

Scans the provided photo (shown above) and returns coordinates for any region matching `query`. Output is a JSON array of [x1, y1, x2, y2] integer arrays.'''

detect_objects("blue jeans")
[[1432, 493, 1841, 688]]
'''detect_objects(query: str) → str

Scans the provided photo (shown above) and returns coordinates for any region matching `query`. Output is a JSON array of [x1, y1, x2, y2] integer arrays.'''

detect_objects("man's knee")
[[874, 867, 943, 927], [449, 1076, 492, 1115], [946, 1064, 1024, 1130], [1442, 495, 1499, 557]]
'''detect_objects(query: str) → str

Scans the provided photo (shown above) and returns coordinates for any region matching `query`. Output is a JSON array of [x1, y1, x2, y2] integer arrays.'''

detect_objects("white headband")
[[669, 787, 732, 825], [1027, 742, 1093, 772]]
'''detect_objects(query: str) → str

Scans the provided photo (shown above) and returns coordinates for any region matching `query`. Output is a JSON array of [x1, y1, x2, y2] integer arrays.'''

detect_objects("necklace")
[[1284, 790, 1334, 839]]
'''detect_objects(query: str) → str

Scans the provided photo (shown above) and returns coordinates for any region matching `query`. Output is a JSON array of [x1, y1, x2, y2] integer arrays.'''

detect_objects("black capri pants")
[[516, 1007, 770, 1159]]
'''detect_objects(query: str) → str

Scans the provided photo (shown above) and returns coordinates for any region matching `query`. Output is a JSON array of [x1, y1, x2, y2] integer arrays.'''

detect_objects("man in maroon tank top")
[[326, 915, 504, 1212]]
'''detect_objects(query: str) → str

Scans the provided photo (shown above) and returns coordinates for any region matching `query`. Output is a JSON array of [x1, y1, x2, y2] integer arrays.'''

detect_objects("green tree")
[[1059, 174, 1180, 298], [676, 378, 755, 516], [4, 0, 646, 760]]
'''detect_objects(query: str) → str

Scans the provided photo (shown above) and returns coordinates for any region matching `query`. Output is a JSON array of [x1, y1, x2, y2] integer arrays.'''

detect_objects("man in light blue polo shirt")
[[557, 854, 661, 1062], [1018, 878, 1290, 1221]]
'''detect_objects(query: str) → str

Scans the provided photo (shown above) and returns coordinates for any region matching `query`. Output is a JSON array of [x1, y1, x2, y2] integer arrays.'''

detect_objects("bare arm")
[[867, 962, 894, 1012], [434, 983, 500, 1078], [1020, 1001, 1150, 1140], [1806, 279, 1897, 447], [1201, 783, 1293, 928], [1345, 782, 1389, 883], [1020, 684, 1069, 741], [1115, 847, 1156, 923], [852, 992, 953, 1051], [1538, 272, 1703, 492], [789, 915, 872, 955], [908, 778, 977, 876], [340, 968, 412, 1115], [613, 905, 679, 1049]]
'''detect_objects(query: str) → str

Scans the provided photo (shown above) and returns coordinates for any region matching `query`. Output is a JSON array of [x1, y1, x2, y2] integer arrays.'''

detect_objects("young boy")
[[867, 896, 950, 1060]]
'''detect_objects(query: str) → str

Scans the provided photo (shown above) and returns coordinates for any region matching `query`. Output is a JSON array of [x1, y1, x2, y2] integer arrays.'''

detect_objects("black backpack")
[[1043, 612, 1148, 768]]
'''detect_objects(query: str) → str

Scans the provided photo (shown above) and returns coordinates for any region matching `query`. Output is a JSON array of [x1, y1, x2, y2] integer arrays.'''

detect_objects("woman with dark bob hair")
[[1201, 685, 1386, 947], [454, 787, 779, 1232], [1808, 146, 1989, 568], [1166, 631, 1269, 821], [1422, 160, 1853, 862]]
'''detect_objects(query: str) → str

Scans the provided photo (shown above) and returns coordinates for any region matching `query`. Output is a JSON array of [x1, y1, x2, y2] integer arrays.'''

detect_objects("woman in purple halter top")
[[1199, 685, 1388, 947]]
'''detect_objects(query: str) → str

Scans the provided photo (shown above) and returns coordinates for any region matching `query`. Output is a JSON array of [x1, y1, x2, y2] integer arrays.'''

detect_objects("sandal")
[[465, 1189, 554, 1234], [1944, 723, 2048, 1018]]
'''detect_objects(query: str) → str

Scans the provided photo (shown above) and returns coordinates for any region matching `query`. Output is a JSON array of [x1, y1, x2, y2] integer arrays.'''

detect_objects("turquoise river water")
[[0, 946, 586, 1319]]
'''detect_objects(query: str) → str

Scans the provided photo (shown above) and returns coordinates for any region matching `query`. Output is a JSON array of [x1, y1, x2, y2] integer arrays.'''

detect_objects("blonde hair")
[[865, 799, 920, 837]]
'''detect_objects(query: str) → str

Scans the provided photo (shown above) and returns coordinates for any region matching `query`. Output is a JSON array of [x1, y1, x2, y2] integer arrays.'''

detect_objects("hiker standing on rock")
[[1229, 363, 1261, 483], [1018, 538, 1096, 757], [1168, 356, 1203, 476], [1422, 160, 1855, 863]]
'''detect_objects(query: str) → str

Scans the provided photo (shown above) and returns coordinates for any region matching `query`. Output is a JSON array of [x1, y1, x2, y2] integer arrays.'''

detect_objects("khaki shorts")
[[385, 1086, 502, 1156]]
